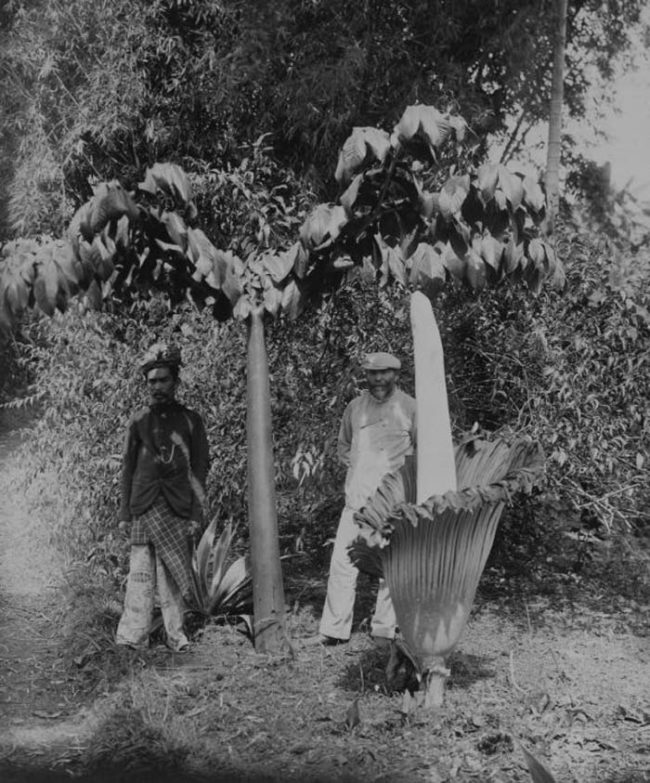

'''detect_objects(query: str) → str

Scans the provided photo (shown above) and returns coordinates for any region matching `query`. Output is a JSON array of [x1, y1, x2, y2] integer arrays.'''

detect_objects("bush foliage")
[[13, 222, 650, 593]]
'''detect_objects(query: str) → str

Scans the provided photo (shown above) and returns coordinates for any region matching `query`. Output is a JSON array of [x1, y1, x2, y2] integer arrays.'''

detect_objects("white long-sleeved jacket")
[[338, 388, 416, 509]]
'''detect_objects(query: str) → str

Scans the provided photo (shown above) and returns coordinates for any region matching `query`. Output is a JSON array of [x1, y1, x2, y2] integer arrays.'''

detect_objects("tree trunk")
[[544, 0, 568, 236], [246, 306, 287, 653]]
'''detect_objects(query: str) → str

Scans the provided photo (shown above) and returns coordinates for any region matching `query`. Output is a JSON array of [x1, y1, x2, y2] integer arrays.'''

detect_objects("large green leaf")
[[187, 227, 220, 282], [522, 175, 546, 216], [478, 235, 504, 272], [89, 181, 139, 235], [3, 273, 29, 316], [497, 166, 524, 209], [477, 163, 499, 203], [392, 105, 452, 149], [84, 278, 103, 311], [32, 259, 60, 317], [374, 235, 405, 286], [263, 284, 283, 316], [438, 175, 471, 220], [262, 250, 294, 284], [139, 162, 193, 204], [339, 173, 364, 213], [54, 241, 86, 292], [441, 244, 466, 281], [503, 238, 525, 273], [68, 202, 95, 243], [0, 293, 12, 334], [335, 127, 391, 185], [161, 211, 188, 251], [299, 204, 347, 248], [465, 247, 486, 291], [90, 236, 115, 283], [408, 243, 446, 289], [280, 279, 303, 319], [220, 252, 245, 304]]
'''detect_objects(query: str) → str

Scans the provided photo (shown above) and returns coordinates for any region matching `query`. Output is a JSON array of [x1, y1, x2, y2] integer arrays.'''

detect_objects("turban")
[[361, 351, 401, 371], [140, 342, 182, 375]]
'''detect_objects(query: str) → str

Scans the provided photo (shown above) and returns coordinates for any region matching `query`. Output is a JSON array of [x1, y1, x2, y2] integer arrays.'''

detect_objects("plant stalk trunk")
[[544, 0, 568, 236], [246, 307, 287, 653]]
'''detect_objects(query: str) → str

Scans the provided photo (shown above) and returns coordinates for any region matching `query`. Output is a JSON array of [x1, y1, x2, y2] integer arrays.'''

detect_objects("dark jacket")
[[119, 401, 209, 521]]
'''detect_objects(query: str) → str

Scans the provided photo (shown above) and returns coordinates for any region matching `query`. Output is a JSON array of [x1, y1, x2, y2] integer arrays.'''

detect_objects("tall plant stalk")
[[544, 0, 568, 236], [246, 306, 287, 652]]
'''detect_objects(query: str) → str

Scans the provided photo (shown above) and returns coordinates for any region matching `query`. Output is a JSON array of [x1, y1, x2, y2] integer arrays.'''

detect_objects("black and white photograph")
[[0, 1, 649, 781]]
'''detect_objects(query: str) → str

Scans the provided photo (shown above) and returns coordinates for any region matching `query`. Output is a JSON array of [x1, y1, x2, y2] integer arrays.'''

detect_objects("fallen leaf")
[[521, 746, 557, 783]]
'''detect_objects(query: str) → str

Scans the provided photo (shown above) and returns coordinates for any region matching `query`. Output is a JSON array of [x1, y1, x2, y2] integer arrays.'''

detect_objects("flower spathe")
[[354, 438, 545, 679]]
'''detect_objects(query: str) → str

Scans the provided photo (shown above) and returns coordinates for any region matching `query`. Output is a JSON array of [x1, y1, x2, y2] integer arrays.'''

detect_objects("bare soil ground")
[[0, 420, 649, 783]]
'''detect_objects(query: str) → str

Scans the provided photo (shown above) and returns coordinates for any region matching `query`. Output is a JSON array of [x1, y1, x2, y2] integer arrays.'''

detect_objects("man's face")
[[366, 368, 398, 401], [146, 366, 176, 405]]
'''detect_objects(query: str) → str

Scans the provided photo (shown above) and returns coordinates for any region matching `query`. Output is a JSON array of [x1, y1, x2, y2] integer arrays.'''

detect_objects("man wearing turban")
[[311, 351, 416, 645], [116, 343, 209, 652]]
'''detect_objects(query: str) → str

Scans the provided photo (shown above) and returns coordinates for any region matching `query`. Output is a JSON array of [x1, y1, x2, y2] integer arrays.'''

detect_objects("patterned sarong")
[[116, 544, 189, 651], [131, 497, 194, 604]]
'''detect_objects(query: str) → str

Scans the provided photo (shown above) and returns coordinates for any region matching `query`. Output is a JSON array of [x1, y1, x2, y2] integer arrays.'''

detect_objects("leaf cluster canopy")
[[0, 104, 564, 333]]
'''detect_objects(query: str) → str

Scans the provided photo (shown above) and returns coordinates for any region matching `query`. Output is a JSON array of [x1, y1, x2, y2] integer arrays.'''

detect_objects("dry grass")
[[48, 595, 647, 783]]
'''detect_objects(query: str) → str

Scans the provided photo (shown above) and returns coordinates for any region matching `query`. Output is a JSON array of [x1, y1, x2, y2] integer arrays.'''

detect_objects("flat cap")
[[361, 351, 401, 370]]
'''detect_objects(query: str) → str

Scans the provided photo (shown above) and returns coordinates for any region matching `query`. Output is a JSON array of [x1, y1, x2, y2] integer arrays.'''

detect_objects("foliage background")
[[1, 0, 649, 684], [0, 0, 646, 236], [11, 221, 650, 614]]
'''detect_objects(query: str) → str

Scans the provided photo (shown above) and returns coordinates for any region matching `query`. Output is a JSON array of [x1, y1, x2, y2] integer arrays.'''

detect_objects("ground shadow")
[[336, 644, 393, 694], [0, 760, 397, 783], [336, 644, 496, 698], [447, 651, 496, 691]]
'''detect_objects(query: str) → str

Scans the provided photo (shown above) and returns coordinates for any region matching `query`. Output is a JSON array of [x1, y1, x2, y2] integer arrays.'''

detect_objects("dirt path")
[[0, 422, 100, 772]]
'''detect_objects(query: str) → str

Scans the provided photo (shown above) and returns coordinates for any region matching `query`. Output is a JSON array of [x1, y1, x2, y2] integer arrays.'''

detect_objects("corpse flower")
[[352, 292, 545, 708]]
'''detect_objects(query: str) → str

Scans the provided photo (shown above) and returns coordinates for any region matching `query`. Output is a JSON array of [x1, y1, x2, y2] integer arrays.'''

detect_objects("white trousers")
[[319, 507, 396, 640], [116, 544, 189, 651]]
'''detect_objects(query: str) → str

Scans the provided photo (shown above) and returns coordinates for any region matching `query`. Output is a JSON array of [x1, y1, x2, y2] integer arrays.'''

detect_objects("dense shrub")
[[12, 280, 414, 579], [438, 229, 650, 536], [9, 222, 650, 653]]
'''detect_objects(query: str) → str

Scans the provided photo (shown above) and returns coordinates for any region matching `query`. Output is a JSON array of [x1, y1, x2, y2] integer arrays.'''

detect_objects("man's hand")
[[118, 520, 130, 532], [188, 520, 202, 543]]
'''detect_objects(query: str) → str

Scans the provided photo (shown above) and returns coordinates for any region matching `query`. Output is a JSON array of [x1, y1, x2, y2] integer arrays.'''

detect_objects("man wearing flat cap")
[[116, 342, 209, 652], [314, 351, 416, 645]]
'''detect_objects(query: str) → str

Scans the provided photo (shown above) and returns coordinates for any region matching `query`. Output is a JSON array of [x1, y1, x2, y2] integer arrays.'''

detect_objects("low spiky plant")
[[190, 518, 253, 620], [354, 438, 544, 707]]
